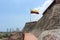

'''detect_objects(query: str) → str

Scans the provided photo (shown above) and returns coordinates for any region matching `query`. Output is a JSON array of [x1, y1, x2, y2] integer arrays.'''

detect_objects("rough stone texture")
[[45, 4, 60, 30], [22, 21, 37, 33], [31, 4, 60, 38], [22, 0, 60, 40], [39, 29, 60, 40], [54, 0, 60, 4]]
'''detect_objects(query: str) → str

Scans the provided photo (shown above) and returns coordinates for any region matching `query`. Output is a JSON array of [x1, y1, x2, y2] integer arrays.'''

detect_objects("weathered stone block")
[[39, 29, 60, 40]]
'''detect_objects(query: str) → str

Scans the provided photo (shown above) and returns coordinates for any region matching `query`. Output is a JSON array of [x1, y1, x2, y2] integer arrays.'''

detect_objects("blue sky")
[[0, 0, 53, 32]]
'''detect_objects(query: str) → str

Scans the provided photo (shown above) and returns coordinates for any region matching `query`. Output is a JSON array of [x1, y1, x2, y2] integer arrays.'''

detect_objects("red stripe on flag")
[[31, 11, 39, 14]]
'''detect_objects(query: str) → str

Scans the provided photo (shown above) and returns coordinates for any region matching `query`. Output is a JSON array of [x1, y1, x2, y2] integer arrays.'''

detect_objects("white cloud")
[[31, 0, 54, 21]]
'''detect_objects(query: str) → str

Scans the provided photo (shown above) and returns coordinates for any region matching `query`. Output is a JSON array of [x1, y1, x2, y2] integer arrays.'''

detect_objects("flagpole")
[[30, 13, 31, 22], [30, 9, 32, 22]]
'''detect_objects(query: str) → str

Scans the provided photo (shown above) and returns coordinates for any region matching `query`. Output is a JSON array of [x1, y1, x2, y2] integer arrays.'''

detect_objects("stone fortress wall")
[[23, 0, 60, 40]]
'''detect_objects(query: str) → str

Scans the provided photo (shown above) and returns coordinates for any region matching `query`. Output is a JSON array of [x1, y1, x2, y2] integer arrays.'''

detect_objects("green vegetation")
[[0, 32, 10, 39]]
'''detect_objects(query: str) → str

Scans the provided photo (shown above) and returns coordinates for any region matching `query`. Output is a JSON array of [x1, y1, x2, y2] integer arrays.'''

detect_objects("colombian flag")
[[31, 10, 39, 14]]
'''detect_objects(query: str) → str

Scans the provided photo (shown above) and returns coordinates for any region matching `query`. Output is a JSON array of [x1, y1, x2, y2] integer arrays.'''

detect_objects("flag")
[[31, 10, 39, 14]]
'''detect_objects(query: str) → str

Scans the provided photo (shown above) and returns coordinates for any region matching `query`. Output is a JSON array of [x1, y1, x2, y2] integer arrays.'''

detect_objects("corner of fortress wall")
[[22, 0, 60, 40]]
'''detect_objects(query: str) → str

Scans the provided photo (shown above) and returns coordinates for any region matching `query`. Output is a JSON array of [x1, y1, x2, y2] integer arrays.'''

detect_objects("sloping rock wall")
[[39, 29, 60, 40], [22, 21, 37, 33], [31, 4, 60, 38], [23, 0, 60, 39]]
